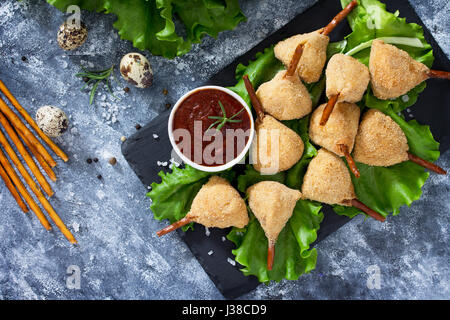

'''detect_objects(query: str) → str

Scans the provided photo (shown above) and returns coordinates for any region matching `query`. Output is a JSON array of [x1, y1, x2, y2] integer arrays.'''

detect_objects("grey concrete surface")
[[0, 0, 448, 299]]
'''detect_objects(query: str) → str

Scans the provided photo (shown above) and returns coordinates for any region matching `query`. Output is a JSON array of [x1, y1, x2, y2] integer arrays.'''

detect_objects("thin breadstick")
[[320, 94, 339, 126], [338, 144, 360, 178], [14, 124, 57, 182], [0, 80, 69, 162], [0, 141, 75, 242], [0, 149, 51, 229], [267, 241, 275, 271], [0, 130, 75, 241], [427, 70, 450, 79], [322, 0, 358, 36], [243, 75, 265, 121], [0, 112, 54, 196], [285, 43, 304, 77], [345, 199, 386, 222], [156, 217, 192, 237], [0, 97, 57, 167], [408, 152, 446, 174], [0, 162, 29, 213]]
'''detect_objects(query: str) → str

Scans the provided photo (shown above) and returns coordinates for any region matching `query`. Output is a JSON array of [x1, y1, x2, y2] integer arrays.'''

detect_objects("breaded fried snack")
[[188, 176, 249, 228], [247, 180, 302, 270], [302, 149, 356, 206], [274, 30, 329, 84], [156, 176, 249, 237], [251, 115, 304, 174], [256, 70, 312, 120], [369, 39, 429, 100], [326, 54, 370, 103], [247, 181, 301, 243], [309, 102, 360, 156], [353, 109, 409, 166]]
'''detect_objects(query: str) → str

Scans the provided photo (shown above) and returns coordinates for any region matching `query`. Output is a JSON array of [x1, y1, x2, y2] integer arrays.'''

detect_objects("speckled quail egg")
[[119, 53, 153, 88], [57, 21, 88, 50], [36, 106, 69, 138]]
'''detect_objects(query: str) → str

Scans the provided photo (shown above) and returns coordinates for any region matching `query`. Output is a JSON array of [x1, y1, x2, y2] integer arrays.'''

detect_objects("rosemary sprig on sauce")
[[207, 101, 244, 131], [75, 65, 120, 105]]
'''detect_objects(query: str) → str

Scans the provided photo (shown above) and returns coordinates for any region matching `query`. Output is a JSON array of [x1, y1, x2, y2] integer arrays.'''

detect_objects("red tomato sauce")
[[172, 89, 251, 166]]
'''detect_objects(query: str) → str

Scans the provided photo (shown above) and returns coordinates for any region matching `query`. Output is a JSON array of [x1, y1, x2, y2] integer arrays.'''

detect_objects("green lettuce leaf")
[[147, 165, 214, 230], [47, 0, 245, 58], [237, 165, 285, 193], [341, 0, 433, 66]]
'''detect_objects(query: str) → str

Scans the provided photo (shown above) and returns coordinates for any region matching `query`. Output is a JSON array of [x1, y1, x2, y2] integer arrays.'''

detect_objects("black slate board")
[[122, 0, 450, 299]]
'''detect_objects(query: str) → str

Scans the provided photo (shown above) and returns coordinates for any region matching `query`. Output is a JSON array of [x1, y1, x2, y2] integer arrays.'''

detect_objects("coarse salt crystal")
[[222, 236, 226, 242], [169, 158, 180, 167], [227, 258, 236, 266], [205, 227, 210, 236], [208, 250, 214, 256], [402, 95, 409, 102], [153, 134, 159, 139]]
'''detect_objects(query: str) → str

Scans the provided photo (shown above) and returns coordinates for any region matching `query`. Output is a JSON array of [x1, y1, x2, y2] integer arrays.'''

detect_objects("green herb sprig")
[[75, 65, 120, 105], [207, 101, 244, 131]]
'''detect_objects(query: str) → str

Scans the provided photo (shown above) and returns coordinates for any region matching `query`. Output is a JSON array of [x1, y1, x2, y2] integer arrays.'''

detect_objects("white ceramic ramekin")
[[168, 86, 254, 172]]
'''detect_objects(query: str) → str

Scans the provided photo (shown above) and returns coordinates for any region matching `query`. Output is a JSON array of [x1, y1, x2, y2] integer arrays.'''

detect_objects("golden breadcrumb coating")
[[309, 102, 360, 156], [302, 149, 356, 206], [188, 176, 249, 228], [274, 30, 329, 84], [369, 39, 429, 100], [256, 70, 312, 120], [247, 181, 301, 242], [353, 109, 409, 166], [326, 53, 370, 103], [251, 115, 304, 174]]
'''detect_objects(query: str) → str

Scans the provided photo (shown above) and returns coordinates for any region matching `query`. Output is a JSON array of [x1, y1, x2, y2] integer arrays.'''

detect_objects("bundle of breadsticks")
[[0, 79, 76, 244]]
